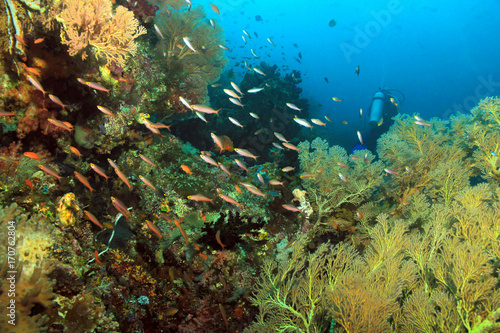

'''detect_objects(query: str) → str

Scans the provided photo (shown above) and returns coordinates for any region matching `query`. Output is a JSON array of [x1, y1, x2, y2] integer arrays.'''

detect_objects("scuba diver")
[[357, 88, 405, 153]]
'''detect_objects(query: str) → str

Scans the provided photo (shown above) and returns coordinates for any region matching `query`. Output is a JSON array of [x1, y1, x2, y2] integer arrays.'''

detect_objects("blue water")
[[191, 0, 500, 147]]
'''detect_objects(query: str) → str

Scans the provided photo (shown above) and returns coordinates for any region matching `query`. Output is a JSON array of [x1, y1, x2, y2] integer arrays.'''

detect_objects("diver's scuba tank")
[[368, 88, 403, 128], [359, 88, 405, 153], [369, 91, 387, 128]]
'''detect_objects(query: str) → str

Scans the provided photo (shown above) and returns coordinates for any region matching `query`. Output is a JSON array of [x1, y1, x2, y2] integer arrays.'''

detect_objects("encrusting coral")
[[0, 204, 57, 333]]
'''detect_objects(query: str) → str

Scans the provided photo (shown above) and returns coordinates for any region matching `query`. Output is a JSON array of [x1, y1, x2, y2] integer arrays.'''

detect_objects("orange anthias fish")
[[200, 210, 206, 222], [90, 163, 109, 181], [14, 34, 27, 46], [174, 219, 189, 244], [215, 135, 234, 153], [209, 3, 220, 14], [27, 75, 47, 96], [38, 165, 62, 181], [216, 230, 225, 249], [114, 168, 132, 190], [139, 154, 157, 167], [74, 171, 94, 193], [47, 118, 73, 132], [146, 220, 163, 238], [219, 193, 241, 206], [23, 152, 41, 160], [77, 79, 110, 94], [111, 197, 130, 219], [21, 63, 41, 77], [84, 210, 104, 229], [25, 179, 33, 192], [180, 165, 192, 174], [94, 250, 102, 265], [139, 175, 156, 191], [187, 194, 214, 204], [70, 146, 82, 157]]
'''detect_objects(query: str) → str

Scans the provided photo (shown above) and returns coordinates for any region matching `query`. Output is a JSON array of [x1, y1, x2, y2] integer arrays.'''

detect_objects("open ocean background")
[[168, 0, 500, 149]]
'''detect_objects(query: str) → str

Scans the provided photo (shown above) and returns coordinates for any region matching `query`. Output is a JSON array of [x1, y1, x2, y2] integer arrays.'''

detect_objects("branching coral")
[[56, 0, 147, 66], [298, 138, 384, 224]]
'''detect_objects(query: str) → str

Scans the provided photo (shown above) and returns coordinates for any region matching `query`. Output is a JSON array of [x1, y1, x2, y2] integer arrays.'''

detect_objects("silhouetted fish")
[[324, 77, 329, 83]]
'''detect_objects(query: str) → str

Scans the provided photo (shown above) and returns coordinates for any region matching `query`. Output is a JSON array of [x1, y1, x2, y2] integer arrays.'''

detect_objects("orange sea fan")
[[57, 0, 147, 66]]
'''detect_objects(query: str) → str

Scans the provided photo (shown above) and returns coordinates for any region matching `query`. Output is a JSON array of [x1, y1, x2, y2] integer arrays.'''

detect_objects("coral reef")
[[2, 0, 500, 329]]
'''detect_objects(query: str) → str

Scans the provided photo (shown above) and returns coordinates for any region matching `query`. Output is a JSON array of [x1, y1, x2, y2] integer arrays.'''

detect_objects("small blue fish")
[[492, 152, 498, 157]]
